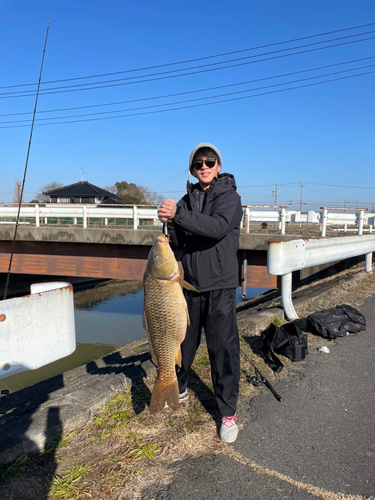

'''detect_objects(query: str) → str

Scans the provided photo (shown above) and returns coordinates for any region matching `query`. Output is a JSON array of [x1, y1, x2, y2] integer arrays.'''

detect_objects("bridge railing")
[[242, 206, 374, 235], [0, 204, 374, 234], [267, 234, 375, 320], [0, 204, 160, 230]]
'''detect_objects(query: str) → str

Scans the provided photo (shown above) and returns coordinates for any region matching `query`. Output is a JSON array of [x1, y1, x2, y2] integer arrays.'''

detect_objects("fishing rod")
[[240, 348, 282, 402], [3, 23, 50, 300]]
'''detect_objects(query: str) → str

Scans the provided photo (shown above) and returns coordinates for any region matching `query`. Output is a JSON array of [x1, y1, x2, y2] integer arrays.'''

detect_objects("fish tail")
[[149, 377, 179, 413]]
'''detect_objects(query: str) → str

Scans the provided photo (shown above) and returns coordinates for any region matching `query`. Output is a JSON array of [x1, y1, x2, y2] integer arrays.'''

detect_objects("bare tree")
[[35, 181, 64, 202], [114, 181, 163, 205], [102, 185, 117, 194], [13, 180, 23, 204], [137, 185, 163, 206]]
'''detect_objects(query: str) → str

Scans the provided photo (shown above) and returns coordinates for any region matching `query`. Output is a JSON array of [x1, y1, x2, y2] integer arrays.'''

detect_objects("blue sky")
[[0, 0, 374, 210]]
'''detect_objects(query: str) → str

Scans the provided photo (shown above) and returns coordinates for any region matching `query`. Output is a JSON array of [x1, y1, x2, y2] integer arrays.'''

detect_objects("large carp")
[[143, 234, 197, 413]]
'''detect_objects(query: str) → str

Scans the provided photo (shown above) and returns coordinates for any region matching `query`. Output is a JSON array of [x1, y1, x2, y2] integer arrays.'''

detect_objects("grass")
[[0, 454, 28, 481], [271, 315, 284, 327], [48, 462, 91, 499]]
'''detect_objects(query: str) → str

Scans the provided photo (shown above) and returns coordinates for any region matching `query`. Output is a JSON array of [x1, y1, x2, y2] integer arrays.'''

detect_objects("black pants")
[[177, 288, 240, 417]]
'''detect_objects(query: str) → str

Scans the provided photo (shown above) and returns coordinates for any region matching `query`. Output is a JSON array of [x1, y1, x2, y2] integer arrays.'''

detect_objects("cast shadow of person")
[[85, 349, 152, 415], [0, 384, 63, 499], [184, 368, 222, 432]]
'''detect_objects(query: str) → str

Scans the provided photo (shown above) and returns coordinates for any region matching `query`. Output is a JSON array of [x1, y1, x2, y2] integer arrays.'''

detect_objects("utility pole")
[[344, 199, 349, 212], [272, 183, 278, 208], [299, 182, 305, 213]]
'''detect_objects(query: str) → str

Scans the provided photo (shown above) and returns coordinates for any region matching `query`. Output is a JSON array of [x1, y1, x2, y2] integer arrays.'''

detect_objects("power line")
[[2, 22, 375, 90], [1, 56, 373, 118], [1, 69, 374, 128], [1, 31, 375, 99], [308, 182, 375, 189], [3, 63, 374, 125]]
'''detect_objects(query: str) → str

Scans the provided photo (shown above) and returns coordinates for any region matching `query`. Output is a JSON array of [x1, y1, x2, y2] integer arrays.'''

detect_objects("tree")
[[102, 185, 116, 195], [13, 180, 23, 204], [114, 181, 163, 205], [35, 181, 64, 202]]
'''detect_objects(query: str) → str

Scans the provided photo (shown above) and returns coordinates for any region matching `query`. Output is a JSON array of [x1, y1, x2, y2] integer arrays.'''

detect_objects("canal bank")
[[0, 264, 369, 466], [0, 275, 269, 394]]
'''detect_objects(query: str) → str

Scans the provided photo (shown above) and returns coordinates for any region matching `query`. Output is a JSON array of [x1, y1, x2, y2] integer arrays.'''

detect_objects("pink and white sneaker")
[[220, 416, 238, 443]]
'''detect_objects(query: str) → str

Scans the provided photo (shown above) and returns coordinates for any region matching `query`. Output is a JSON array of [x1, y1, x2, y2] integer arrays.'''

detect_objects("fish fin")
[[142, 310, 158, 366], [150, 378, 179, 413], [175, 348, 182, 368], [142, 310, 147, 330], [177, 277, 199, 293]]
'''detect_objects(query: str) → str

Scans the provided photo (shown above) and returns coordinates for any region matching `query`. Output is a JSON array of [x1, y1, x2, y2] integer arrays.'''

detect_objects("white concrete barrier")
[[0, 282, 76, 379]]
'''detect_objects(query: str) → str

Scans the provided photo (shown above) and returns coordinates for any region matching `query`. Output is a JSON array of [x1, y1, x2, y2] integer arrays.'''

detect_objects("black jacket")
[[168, 173, 243, 292]]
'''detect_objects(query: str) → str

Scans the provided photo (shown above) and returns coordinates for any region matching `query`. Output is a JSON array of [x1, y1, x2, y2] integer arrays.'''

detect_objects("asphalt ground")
[[143, 294, 375, 500]]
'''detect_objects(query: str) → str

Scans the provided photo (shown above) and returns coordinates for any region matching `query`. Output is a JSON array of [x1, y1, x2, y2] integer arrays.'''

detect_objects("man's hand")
[[158, 199, 177, 222]]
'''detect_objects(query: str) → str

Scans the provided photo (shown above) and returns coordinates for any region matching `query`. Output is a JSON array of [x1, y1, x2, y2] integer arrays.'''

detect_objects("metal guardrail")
[[267, 234, 375, 320], [0, 204, 374, 234]]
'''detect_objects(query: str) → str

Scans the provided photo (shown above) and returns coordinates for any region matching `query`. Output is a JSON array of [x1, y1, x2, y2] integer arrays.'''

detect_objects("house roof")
[[43, 181, 118, 199]]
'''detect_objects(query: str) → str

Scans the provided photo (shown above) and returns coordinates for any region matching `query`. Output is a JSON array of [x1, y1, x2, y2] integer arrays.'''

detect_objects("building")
[[43, 181, 119, 205]]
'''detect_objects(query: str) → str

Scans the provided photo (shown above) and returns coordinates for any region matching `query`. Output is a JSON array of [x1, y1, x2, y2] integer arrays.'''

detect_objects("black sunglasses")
[[193, 158, 217, 170]]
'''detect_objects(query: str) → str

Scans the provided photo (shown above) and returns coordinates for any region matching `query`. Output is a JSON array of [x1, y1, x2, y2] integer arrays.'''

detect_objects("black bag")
[[306, 304, 366, 340], [261, 322, 308, 373]]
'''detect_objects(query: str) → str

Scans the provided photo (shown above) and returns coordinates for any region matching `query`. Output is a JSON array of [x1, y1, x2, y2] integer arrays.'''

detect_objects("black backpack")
[[306, 304, 366, 340], [261, 322, 308, 373]]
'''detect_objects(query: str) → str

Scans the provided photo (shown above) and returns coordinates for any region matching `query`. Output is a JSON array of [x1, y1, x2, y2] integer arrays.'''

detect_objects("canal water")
[[0, 280, 269, 394]]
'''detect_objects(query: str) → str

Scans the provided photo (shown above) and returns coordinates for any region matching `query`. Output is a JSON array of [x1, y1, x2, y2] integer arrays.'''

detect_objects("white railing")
[[242, 206, 374, 235], [0, 204, 160, 230], [0, 204, 374, 234], [267, 234, 375, 320]]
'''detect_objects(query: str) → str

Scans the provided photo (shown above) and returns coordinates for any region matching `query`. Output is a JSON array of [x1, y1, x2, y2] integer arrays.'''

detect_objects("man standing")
[[158, 143, 243, 443]]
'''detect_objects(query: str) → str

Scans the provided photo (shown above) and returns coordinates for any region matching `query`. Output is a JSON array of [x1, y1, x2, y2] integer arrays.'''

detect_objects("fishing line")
[[3, 23, 50, 300]]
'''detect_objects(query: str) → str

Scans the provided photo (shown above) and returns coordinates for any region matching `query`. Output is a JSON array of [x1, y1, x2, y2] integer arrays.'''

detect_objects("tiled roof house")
[[43, 181, 119, 205]]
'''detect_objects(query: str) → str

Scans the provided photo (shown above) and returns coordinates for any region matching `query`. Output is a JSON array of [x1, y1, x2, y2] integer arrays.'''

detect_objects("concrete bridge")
[[0, 226, 311, 290]]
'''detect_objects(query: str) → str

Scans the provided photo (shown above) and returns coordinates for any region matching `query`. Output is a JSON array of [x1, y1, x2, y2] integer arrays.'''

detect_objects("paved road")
[[143, 294, 375, 500]]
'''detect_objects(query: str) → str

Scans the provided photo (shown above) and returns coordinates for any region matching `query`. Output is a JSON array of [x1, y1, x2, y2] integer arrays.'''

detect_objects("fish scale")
[[144, 275, 187, 385]]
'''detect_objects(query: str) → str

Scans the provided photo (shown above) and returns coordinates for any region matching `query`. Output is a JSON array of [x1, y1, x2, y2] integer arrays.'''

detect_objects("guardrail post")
[[83, 205, 87, 229], [280, 208, 286, 235], [245, 206, 250, 233], [35, 204, 40, 227], [133, 205, 138, 230], [321, 209, 328, 236], [365, 253, 373, 273], [241, 251, 247, 297], [357, 210, 365, 235], [281, 273, 298, 320]]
